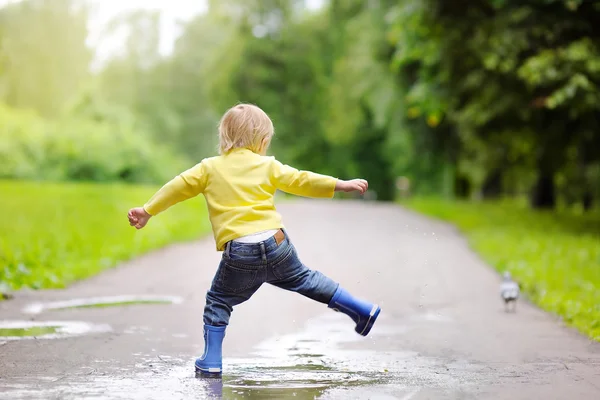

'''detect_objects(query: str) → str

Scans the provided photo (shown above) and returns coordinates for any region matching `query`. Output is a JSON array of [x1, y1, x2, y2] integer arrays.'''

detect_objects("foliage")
[[403, 198, 600, 341], [0, 0, 91, 117], [0, 181, 211, 292], [387, 0, 600, 207], [95, 9, 221, 161], [202, 3, 333, 174], [0, 103, 187, 183], [1, 0, 598, 207]]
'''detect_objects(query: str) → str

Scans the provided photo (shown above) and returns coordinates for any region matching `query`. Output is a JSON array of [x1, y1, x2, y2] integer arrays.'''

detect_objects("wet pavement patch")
[[0, 320, 111, 340], [23, 295, 184, 314], [0, 313, 495, 399]]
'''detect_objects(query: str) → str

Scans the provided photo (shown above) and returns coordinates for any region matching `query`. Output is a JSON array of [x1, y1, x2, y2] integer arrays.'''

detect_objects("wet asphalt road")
[[1, 200, 599, 400]]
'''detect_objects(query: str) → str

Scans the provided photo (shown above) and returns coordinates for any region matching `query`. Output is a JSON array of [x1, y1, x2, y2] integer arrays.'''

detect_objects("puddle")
[[0, 320, 111, 340], [23, 295, 184, 314], [0, 325, 61, 337], [0, 313, 496, 399]]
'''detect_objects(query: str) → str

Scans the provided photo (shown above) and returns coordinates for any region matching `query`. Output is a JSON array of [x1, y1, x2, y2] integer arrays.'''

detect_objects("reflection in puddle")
[[0, 320, 111, 340], [23, 295, 184, 314], [0, 325, 60, 337]]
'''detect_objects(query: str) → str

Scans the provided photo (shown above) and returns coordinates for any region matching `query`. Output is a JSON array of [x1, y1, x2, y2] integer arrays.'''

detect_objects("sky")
[[0, 0, 207, 60], [85, 0, 326, 67], [0, 0, 325, 67], [86, 0, 209, 64]]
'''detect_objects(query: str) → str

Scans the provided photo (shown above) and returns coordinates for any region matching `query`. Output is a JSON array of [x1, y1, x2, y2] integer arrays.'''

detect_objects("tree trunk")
[[530, 133, 558, 209], [583, 191, 593, 211], [531, 172, 556, 209], [482, 169, 503, 199], [578, 141, 593, 212], [454, 175, 471, 198]]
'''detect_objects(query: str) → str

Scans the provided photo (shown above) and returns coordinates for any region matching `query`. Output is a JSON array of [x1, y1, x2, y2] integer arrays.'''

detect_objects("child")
[[127, 104, 381, 375]]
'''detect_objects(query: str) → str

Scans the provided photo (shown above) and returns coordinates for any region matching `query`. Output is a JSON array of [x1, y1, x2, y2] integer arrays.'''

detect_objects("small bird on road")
[[500, 271, 519, 312]]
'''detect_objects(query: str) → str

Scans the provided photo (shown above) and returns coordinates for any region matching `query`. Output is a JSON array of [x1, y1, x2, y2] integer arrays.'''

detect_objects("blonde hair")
[[218, 103, 274, 154]]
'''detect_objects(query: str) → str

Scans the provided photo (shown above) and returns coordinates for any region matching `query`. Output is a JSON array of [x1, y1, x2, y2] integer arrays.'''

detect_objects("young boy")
[[127, 104, 381, 375]]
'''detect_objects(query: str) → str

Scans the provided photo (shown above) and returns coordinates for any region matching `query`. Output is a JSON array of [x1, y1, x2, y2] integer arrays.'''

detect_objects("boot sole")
[[195, 365, 222, 375], [356, 305, 381, 336]]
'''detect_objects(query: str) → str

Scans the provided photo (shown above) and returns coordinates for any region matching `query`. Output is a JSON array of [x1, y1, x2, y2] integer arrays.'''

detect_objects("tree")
[[386, 0, 600, 208], [0, 0, 91, 117]]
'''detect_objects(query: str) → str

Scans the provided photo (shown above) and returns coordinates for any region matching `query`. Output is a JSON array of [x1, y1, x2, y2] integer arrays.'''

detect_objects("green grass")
[[402, 198, 600, 341], [0, 180, 211, 292]]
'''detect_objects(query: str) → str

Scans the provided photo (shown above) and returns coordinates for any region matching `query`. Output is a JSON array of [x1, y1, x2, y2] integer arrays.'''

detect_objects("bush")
[[0, 103, 188, 184], [402, 198, 600, 341], [0, 180, 211, 292]]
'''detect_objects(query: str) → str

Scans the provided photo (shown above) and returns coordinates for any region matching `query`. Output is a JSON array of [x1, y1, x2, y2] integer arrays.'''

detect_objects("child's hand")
[[128, 207, 152, 229], [335, 179, 369, 195]]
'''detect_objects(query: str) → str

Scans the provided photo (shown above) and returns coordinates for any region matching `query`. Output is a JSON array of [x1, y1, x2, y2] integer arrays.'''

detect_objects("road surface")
[[1, 200, 599, 399]]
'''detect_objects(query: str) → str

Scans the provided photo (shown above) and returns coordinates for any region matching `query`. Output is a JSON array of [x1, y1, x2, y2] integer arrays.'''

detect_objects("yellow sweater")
[[143, 148, 338, 251]]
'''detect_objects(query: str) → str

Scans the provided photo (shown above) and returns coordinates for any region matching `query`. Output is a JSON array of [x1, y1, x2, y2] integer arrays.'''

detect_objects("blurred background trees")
[[1, 0, 598, 211]]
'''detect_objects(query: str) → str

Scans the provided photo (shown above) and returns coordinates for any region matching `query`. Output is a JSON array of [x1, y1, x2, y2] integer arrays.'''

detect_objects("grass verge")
[[402, 198, 600, 342], [0, 180, 211, 293]]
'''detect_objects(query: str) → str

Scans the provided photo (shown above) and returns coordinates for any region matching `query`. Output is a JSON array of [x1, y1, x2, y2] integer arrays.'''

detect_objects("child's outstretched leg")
[[268, 242, 380, 336], [196, 260, 263, 375]]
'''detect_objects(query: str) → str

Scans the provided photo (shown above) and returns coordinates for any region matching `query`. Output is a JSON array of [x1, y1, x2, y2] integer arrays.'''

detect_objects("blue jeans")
[[203, 229, 339, 326]]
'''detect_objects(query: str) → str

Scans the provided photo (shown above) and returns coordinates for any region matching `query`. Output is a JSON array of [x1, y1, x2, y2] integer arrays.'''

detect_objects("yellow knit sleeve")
[[270, 158, 337, 198], [143, 161, 207, 216]]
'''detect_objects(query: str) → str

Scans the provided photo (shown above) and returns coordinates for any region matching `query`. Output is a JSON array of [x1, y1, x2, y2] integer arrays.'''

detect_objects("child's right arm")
[[127, 161, 207, 229]]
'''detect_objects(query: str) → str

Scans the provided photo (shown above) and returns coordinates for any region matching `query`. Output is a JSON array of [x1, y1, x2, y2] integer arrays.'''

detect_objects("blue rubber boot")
[[327, 287, 381, 336], [195, 325, 226, 375]]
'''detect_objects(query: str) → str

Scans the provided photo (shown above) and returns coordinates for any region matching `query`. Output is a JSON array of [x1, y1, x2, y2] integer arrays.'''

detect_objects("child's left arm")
[[270, 159, 368, 198], [127, 162, 207, 229]]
